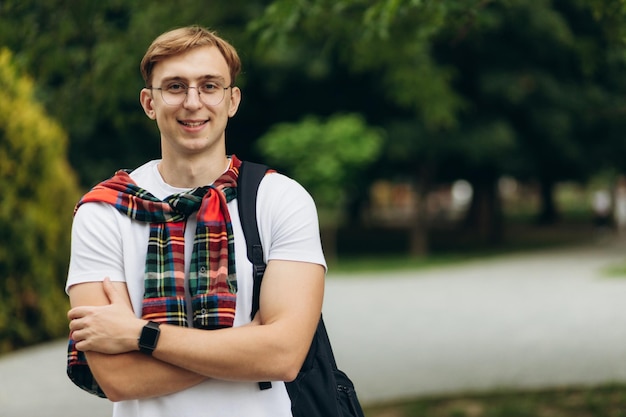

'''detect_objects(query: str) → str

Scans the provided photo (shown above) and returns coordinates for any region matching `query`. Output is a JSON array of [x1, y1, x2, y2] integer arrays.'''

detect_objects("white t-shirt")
[[66, 160, 327, 417]]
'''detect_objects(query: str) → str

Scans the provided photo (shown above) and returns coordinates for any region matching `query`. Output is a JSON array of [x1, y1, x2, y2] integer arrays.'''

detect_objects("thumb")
[[102, 277, 121, 304]]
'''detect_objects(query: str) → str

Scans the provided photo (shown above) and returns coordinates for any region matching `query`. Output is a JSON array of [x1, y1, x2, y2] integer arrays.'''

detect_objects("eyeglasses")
[[148, 82, 231, 106]]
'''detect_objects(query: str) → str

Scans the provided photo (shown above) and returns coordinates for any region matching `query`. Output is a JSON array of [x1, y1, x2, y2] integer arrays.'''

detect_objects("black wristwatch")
[[138, 321, 161, 355]]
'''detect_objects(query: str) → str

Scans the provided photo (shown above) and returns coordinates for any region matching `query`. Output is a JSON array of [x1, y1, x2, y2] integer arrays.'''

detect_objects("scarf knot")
[[165, 190, 205, 217]]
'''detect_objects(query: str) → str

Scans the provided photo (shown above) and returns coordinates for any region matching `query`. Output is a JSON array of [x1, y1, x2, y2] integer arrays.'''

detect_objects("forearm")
[[152, 321, 308, 382], [87, 350, 207, 402]]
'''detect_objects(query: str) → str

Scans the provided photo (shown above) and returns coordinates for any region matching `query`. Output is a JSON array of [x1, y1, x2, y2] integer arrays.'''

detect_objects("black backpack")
[[237, 161, 365, 417]]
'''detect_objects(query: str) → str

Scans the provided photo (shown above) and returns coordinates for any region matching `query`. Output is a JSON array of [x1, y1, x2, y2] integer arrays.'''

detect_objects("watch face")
[[141, 327, 159, 346], [140, 322, 160, 352]]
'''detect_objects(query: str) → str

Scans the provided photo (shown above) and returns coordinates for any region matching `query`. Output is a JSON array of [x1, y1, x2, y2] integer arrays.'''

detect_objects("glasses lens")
[[159, 86, 226, 106], [160, 89, 184, 106]]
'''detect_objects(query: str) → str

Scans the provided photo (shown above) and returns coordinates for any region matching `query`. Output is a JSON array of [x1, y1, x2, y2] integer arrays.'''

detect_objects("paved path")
[[326, 238, 626, 404], [2, 238, 626, 416]]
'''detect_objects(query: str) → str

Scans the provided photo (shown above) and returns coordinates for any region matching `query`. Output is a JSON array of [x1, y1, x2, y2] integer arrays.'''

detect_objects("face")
[[140, 45, 241, 159]]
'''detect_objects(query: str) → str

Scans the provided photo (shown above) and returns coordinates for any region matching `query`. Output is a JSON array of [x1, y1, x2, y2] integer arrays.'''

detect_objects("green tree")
[[248, 0, 484, 255], [435, 0, 626, 231], [248, 0, 475, 129], [0, 48, 81, 353], [251, 0, 626, 253], [257, 113, 383, 260]]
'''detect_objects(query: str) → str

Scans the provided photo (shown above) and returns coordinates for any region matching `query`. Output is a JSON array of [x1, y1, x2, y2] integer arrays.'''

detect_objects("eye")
[[199, 82, 220, 94], [166, 82, 187, 93]]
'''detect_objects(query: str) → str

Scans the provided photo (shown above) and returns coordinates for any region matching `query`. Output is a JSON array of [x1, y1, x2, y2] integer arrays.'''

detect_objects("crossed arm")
[[67, 260, 325, 402]]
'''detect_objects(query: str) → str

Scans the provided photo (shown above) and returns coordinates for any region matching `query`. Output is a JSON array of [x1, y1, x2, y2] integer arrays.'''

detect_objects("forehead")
[[151, 45, 231, 84]]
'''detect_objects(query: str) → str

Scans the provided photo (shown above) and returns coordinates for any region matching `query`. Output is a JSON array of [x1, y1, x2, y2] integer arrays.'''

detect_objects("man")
[[66, 25, 326, 417]]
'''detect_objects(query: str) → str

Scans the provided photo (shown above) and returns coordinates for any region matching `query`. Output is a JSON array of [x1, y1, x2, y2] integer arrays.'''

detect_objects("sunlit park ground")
[[349, 224, 626, 417]]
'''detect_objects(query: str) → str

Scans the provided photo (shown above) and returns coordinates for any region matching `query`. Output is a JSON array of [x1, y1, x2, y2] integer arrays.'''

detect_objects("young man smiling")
[[66, 26, 326, 417]]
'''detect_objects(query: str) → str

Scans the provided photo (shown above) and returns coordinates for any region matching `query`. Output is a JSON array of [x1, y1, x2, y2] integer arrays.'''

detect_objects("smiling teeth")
[[182, 121, 204, 127]]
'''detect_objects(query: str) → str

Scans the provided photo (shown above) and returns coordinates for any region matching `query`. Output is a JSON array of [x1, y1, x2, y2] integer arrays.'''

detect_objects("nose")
[[183, 86, 203, 109]]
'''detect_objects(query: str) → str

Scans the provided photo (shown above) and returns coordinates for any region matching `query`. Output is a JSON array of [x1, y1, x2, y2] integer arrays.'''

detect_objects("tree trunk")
[[408, 164, 434, 257], [320, 225, 338, 264], [537, 177, 558, 225], [465, 180, 503, 245], [408, 192, 429, 257]]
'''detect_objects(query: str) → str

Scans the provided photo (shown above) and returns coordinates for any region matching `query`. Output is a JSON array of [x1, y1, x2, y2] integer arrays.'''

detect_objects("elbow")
[[85, 354, 136, 402], [271, 364, 300, 383], [274, 350, 306, 382], [102, 387, 126, 403], [270, 335, 313, 382], [93, 372, 132, 402], [97, 372, 151, 402], [281, 366, 300, 383]]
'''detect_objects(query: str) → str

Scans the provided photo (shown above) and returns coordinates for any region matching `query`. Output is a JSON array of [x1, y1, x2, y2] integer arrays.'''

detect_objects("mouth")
[[179, 120, 208, 128]]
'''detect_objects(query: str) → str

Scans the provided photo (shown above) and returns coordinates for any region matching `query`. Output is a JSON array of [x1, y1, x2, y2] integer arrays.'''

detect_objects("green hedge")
[[0, 48, 81, 353]]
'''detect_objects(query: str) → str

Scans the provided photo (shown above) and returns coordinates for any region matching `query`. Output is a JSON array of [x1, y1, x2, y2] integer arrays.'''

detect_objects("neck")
[[157, 154, 230, 188]]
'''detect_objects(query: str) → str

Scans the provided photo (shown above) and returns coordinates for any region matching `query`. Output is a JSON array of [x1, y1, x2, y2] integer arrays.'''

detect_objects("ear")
[[227, 87, 242, 118], [140, 88, 157, 120]]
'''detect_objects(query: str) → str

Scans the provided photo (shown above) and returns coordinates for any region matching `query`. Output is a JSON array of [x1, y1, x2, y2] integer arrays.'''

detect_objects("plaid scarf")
[[77, 156, 241, 329]]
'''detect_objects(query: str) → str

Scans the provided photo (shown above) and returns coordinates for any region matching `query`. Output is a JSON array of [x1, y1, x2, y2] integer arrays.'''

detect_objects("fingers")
[[70, 331, 90, 352], [67, 306, 87, 321], [68, 319, 88, 350]]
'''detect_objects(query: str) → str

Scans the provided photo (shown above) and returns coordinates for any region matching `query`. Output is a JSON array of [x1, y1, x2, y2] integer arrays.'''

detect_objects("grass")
[[363, 384, 626, 417], [330, 221, 597, 274], [603, 262, 626, 278], [328, 253, 473, 274]]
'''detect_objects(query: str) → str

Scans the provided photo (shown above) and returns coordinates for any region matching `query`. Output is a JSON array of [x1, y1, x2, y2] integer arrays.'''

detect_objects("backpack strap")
[[236, 161, 273, 391], [237, 161, 268, 319]]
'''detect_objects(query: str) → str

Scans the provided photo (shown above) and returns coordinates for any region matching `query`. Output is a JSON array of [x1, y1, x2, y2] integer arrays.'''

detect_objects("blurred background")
[[2, 1, 626, 415]]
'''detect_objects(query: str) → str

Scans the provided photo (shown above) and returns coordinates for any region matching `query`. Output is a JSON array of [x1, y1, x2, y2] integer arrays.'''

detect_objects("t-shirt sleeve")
[[256, 173, 327, 271], [65, 202, 127, 294]]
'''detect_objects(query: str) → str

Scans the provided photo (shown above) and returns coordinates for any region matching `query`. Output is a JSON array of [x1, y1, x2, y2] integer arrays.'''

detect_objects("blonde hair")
[[140, 26, 241, 87]]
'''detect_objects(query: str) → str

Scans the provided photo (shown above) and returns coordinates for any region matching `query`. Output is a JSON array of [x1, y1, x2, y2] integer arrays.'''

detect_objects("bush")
[[0, 48, 81, 353]]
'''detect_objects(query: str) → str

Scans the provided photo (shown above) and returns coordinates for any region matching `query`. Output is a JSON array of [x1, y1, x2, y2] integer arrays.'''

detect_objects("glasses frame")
[[148, 84, 232, 107]]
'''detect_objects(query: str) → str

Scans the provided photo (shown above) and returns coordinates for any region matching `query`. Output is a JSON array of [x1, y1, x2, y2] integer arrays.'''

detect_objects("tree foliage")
[[248, 0, 481, 129], [0, 48, 81, 352], [251, 0, 626, 249], [257, 113, 383, 221], [434, 0, 626, 225]]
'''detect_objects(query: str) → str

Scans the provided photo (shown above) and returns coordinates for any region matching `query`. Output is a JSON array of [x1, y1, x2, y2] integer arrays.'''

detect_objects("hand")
[[68, 277, 144, 354]]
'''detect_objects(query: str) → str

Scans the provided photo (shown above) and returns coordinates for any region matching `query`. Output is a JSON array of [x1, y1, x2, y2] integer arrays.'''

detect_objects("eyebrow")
[[160, 74, 228, 84]]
